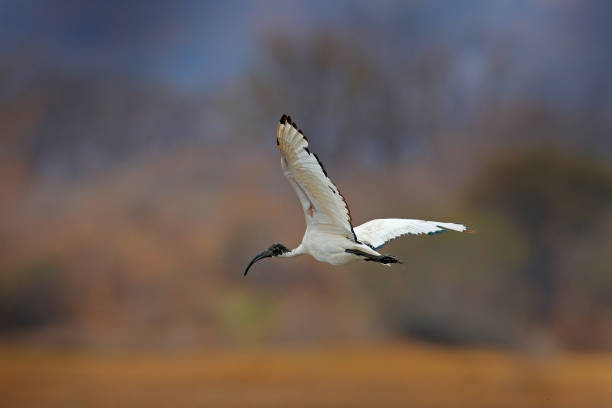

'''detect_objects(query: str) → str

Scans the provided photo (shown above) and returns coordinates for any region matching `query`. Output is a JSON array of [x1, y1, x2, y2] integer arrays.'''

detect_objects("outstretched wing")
[[354, 218, 468, 249], [277, 114, 357, 241]]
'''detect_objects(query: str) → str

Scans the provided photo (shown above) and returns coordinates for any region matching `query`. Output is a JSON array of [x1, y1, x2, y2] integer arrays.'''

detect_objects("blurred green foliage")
[[214, 292, 277, 344]]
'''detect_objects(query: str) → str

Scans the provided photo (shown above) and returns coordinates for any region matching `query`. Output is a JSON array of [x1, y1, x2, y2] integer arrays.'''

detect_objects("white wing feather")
[[354, 218, 467, 249], [276, 114, 357, 241]]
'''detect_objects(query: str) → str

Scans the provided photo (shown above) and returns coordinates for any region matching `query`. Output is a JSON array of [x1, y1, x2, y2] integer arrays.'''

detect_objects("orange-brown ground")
[[2, 343, 611, 407]]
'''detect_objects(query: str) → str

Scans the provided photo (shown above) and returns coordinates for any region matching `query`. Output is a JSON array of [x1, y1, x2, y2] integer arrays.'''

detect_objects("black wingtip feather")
[[297, 128, 308, 141], [278, 113, 355, 242], [312, 153, 328, 177]]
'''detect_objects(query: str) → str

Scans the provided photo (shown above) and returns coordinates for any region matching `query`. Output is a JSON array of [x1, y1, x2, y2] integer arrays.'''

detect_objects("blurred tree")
[[226, 30, 454, 167], [0, 262, 69, 332], [0, 50, 214, 180], [470, 151, 612, 328]]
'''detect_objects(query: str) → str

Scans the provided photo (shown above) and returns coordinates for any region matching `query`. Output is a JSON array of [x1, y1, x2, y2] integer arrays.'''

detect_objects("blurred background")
[[1, 1, 612, 406]]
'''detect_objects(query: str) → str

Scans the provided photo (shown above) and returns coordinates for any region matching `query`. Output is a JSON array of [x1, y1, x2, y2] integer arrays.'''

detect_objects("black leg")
[[345, 249, 403, 264]]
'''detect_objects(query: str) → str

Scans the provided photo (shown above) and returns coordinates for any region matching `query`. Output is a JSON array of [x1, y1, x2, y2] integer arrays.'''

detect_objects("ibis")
[[244, 114, 468, 276]]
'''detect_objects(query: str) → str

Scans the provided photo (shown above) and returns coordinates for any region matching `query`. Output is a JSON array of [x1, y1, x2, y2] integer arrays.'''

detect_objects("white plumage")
[[244, 114, 469, 275], [354, 219, 467, 250]]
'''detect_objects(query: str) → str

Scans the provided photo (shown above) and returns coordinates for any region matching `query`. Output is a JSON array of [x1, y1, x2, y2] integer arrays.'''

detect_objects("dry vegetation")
[[2, 343, 612, 407]]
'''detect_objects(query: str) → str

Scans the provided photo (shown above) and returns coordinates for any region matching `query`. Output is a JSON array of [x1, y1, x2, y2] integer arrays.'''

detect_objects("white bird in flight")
[[244, 114, 468, 276]]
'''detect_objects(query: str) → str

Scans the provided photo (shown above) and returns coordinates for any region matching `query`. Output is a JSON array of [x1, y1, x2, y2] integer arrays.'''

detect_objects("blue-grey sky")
[[2, 0, 610, 99]]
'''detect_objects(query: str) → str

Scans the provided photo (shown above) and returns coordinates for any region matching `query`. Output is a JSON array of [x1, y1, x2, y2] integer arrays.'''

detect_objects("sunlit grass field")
[[2, 343, 611, 407]]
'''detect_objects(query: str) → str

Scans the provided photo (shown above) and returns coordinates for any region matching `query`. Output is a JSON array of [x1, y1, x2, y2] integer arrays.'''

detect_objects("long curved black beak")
[[244, 250, 272, 276]]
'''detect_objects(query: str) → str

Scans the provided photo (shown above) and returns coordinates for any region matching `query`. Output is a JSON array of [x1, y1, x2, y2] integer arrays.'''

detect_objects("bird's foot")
[[345, 248, 402, 265], [376, 255, 403, 264]]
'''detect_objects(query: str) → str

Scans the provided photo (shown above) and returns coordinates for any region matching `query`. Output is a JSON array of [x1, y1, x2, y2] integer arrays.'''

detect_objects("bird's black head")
[[244, 243, 289, 276]]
